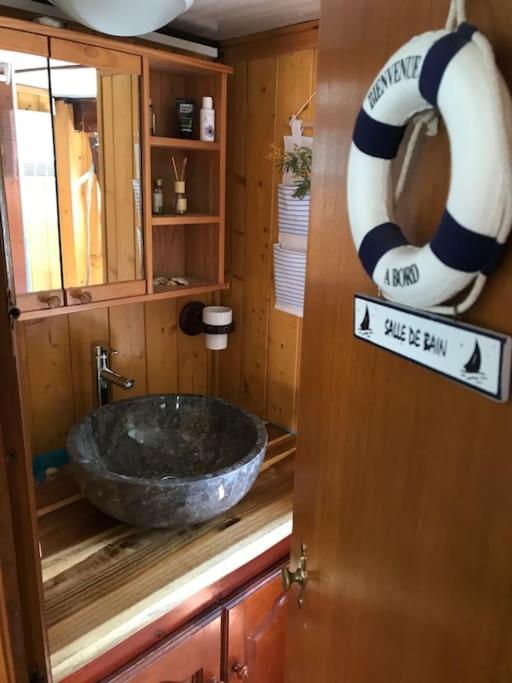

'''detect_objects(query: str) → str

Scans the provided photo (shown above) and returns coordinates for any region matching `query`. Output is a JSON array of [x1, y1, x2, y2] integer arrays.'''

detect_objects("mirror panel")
[[49, 58, 143, 289], [0, 50, 62, 296]]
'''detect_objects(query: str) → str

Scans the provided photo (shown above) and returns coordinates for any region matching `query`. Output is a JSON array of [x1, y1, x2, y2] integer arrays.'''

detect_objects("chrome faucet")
[[92, 341, 135, 408]]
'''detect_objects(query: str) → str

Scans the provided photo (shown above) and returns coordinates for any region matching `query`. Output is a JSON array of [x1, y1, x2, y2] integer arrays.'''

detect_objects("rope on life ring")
[[347, 0, 512, 315]]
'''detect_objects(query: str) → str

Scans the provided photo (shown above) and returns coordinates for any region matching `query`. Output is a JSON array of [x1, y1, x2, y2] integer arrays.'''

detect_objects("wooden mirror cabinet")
[[0, 20, 230, 320]]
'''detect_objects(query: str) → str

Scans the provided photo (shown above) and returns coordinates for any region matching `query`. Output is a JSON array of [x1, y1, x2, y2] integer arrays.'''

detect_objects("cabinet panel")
[[104, 610, 222, 683], [225, 571, 287, 683], [0, 27, 47, 57], [50, 38, 142, 75]]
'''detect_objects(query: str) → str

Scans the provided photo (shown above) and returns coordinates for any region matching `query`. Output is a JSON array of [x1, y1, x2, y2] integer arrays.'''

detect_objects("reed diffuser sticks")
[[171, 155, 188, 183]]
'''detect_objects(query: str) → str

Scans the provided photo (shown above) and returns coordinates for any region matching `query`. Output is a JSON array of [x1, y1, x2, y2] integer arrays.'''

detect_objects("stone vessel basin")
[[67, 394, 267, 529]]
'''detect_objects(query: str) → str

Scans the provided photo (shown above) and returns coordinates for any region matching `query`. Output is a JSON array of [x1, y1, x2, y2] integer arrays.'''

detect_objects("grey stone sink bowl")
[[67, 394, 267, 529]]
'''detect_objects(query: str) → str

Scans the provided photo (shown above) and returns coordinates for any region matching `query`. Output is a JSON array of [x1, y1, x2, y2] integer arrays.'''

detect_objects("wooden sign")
[[354, 294, 512, 402]]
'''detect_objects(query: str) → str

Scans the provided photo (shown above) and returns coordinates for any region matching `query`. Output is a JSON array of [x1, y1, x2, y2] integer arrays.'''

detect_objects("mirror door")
[[0, 46, 64, 312], [49, 39, 145, 305]]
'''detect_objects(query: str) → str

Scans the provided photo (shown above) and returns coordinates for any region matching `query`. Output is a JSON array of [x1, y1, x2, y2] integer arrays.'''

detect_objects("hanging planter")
[[269, 141, 312, 318], [271, 143, 312, 236]]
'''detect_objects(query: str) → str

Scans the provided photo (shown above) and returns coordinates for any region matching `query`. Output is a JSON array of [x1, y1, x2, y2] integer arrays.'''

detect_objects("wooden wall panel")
[[109, 303, 147, 401], [22, 297, 212, 456], [220, 36, 317, 431], [68, 309, 109, 419], [145, 300, 178, 395], [219, 62, 247, 407], [22, 316, 75, 455], [177, 294, 210, 395], [238, 55, 278, 419]]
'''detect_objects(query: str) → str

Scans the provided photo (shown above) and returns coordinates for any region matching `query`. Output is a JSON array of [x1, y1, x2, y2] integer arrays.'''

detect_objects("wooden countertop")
[[37, 426, 295, 682]]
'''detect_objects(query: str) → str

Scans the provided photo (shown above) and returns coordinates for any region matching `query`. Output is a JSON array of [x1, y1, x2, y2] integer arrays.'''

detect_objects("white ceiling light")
[[49, 0, 194, 37]]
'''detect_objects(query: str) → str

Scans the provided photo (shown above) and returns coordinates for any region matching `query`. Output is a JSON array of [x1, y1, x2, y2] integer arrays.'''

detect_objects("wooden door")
[[286, 1, 512, 682], [103, 610, 222, 683], [224, 567, 287, 683]]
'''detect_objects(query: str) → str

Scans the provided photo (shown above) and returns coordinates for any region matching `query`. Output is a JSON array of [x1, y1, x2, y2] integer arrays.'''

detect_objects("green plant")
[[268, 144, 312, 199]]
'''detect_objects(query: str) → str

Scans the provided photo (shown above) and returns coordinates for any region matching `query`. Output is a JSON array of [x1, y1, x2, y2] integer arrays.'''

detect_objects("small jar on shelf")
[[174, 181, 187, 215], [152, 178, 164, 215]]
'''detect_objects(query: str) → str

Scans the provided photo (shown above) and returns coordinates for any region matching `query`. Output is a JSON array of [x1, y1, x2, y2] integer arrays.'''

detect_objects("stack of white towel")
[[273, 184, 309, 317]]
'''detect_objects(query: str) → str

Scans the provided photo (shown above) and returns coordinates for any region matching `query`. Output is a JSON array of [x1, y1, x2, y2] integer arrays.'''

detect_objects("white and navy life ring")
[[347, 23, 512, 312]]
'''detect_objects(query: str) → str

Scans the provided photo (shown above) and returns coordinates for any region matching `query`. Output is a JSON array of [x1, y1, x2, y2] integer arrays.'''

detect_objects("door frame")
[[0, 144, 50, 679], [0, 422, 28, 682]]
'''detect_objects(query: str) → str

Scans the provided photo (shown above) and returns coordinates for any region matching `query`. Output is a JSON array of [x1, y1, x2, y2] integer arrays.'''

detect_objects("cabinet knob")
[[232, 661, 249, 679], [78, 291, 93, 304], [38, 294, 61, 309]]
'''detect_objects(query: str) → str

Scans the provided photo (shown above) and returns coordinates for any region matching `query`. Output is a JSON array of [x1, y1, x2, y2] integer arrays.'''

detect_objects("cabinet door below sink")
[[103, 609, 221, 683], [224, 567, 288, 683]]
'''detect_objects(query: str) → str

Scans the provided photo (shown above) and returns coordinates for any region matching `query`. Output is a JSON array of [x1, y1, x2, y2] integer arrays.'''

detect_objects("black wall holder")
[[179, 301, 236, 336]]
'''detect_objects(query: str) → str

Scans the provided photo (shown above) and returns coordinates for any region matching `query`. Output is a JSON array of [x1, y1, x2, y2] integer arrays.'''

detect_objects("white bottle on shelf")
[[200, 96, 215, 142]]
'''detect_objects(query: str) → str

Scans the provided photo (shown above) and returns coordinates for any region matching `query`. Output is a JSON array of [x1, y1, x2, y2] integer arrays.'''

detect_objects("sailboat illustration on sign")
[[463, 340, 482, 374], [360, 305, 371, 332]]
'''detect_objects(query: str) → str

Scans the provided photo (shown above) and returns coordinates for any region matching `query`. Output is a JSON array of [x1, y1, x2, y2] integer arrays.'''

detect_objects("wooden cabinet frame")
[[103, 608, 223, 682], [0, 15, 232, 322], [0, 423, 30, 682]]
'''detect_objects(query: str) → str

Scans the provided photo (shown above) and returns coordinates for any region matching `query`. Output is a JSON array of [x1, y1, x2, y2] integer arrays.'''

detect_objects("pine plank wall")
[[219, 21, 318, 432], [20, 21, 318, 459]]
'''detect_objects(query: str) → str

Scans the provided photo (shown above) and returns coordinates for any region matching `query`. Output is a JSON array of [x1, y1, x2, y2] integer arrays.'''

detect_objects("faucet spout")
[[92, 341, 135, 408], [100, 368, 135, 390]]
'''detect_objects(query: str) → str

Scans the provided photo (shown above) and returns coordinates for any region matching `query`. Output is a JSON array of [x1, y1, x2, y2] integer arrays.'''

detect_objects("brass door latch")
[[232, 661, 249, 679], [281, 543, 308, 608]]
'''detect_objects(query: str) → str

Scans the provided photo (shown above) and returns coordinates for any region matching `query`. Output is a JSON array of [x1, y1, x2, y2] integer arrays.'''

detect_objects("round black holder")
[[179, 301, 236, 336], [179, 301, 205, 336]]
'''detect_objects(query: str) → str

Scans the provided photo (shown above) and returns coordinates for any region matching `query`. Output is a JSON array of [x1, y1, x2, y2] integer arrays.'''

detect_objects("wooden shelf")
[[150, 136, 220, 151], [18, 282, 229, 321], [151, 279, 218, 296], [152, 214, 221, 226], [37, 426, 295, 681]]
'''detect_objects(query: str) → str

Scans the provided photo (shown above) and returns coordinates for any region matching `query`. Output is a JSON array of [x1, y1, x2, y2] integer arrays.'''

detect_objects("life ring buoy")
[[347, 23, 512, 312]]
